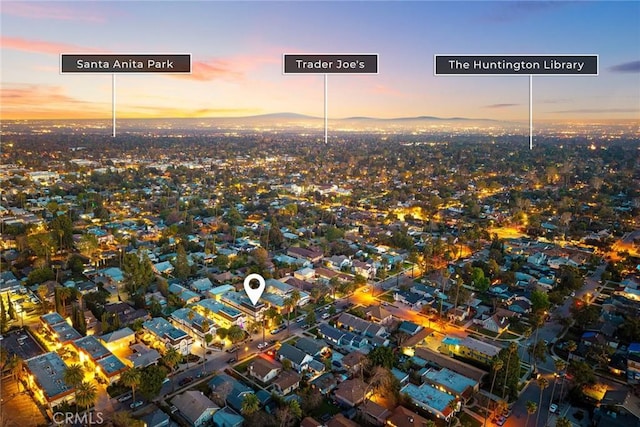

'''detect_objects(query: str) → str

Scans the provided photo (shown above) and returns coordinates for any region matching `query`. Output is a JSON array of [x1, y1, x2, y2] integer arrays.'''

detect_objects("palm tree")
[[329, 277, 340, 300], [283, 297, 294, 337], [162, 347, 183, 372], [121, 367, 141, 403], [495, 400, 508, 418], [63, 363, 84, 410], [241, 393, 260, 416], [57, 286, 72, 316], [446, 399, 460, 426], [9, 355, 24, 391], [556, 416, 571, 427], [526, 401, 537, 427], [227, 325, 245, 360], [546, 359, 566, 426], [484, 359, 504, 427], [203, 333, 213, 375], [528, 339, 547, 375], [535, 377, 549, 427], [199, 319, 211, 375], [75, 381, 97, 409], [502, 342, 518, 398], [290, 289, 301, 319], [559, 340, 577, 402], [37, 284, 49, 312]]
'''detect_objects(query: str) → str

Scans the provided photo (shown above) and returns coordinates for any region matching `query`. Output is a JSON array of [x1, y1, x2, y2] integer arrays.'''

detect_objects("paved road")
[[506, 262, 607, 427]]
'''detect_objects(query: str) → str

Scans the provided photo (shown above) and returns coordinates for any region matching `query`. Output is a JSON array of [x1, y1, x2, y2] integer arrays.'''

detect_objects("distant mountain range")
[[3, 112, 526, 134], [234, 112, 500, 122]]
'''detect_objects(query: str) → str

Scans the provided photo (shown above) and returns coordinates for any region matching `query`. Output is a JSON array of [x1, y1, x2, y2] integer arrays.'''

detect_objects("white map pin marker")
[[244, 273, 266, 306]]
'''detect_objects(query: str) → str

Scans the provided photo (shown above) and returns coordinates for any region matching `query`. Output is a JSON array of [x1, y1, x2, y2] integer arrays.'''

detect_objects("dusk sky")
[[1, 1, 639, 122]]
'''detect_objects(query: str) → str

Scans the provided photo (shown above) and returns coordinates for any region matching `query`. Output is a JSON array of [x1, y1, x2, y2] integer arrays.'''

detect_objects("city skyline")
[[1, 1, 639, 123]]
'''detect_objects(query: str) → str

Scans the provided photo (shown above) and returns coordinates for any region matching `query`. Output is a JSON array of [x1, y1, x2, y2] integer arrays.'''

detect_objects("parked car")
[[493, 416, 506, 426], [271, 325, 285, 334], [117, 392, 132, 402], [130, 400, 144, 409], [549, 403, 558, 413], [227, 357, 236, 364], [178, 376, 193, 386], [321, 312, 331, 320]]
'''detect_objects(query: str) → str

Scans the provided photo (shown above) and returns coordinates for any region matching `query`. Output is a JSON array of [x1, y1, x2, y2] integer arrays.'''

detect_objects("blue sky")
[[1, 1, 638, 122]]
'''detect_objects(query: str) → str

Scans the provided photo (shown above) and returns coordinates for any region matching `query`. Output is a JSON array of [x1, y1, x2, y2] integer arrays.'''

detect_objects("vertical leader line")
[[529, 74, 533, 150], [324, 73, 328, 144], [112, 73, 117, 138]]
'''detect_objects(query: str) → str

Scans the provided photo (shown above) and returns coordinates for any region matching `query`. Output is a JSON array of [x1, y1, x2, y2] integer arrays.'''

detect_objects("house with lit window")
[[170, 307, 218, 343], [401, 382, 460, 422], [40, 312, 82, 346], [143, 317, 194, 355], [72, 335, 127, 384], [25, 352, 75, 409], [195, 299, 245, 329], [439, 336, 501, 366], [422, 367, 479, 401], [266, 278, 310, 307], [248, 356, 282, 384], [221, 291, 266, 322], [99, 327, 135, 353], [168, 283, 201, 305], [277, 343, 314, 373]]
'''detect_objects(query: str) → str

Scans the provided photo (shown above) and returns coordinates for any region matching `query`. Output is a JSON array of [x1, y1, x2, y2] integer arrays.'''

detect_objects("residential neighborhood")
[[1, 123, 639, 427]]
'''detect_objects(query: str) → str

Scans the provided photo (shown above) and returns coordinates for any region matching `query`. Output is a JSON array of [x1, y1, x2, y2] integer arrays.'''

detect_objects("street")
[[506, 262, 607, 427]]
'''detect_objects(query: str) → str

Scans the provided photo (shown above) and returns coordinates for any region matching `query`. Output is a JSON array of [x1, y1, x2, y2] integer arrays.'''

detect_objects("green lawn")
[[377, 293, 395, 302], [234, 356, 255, 373], [459, 412, 482, 427], [469, 325, 499, 338], [309, 398, 342, 419], [499, 331, 520, 340]]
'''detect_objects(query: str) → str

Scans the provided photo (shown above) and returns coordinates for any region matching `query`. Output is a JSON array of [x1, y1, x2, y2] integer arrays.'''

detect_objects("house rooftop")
[[73, 335, 111, 361], [97, 354, 127, 376], [460, 336, 501, 357], [423, 367, 478, 394], [401, 382, 456, 413], [25, 352, 74, 402], [50, 321, 82, 343], [41, 312, 66, 326], [143, 317, 189, 341], [386, 405, 431, 427], [249, 356, 281, 380], [99, 327, 134, 344], [172, 390, 219, 426]]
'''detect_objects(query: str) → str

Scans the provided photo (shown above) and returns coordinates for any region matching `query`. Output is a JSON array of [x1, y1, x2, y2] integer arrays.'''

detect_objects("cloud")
[[1, 84, 110, 119], [171, 54, 279, 82], [609, 60, 640, 73], [484, 103, 519, 109], [0, 83, 262, 120], [1, 36, 105, 55], [550, 108, 640, 114], [120, 106, 262, 118], [1, 2, 106, 23], [2, 84, 98, 106], [179, 59, 244, 82]]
